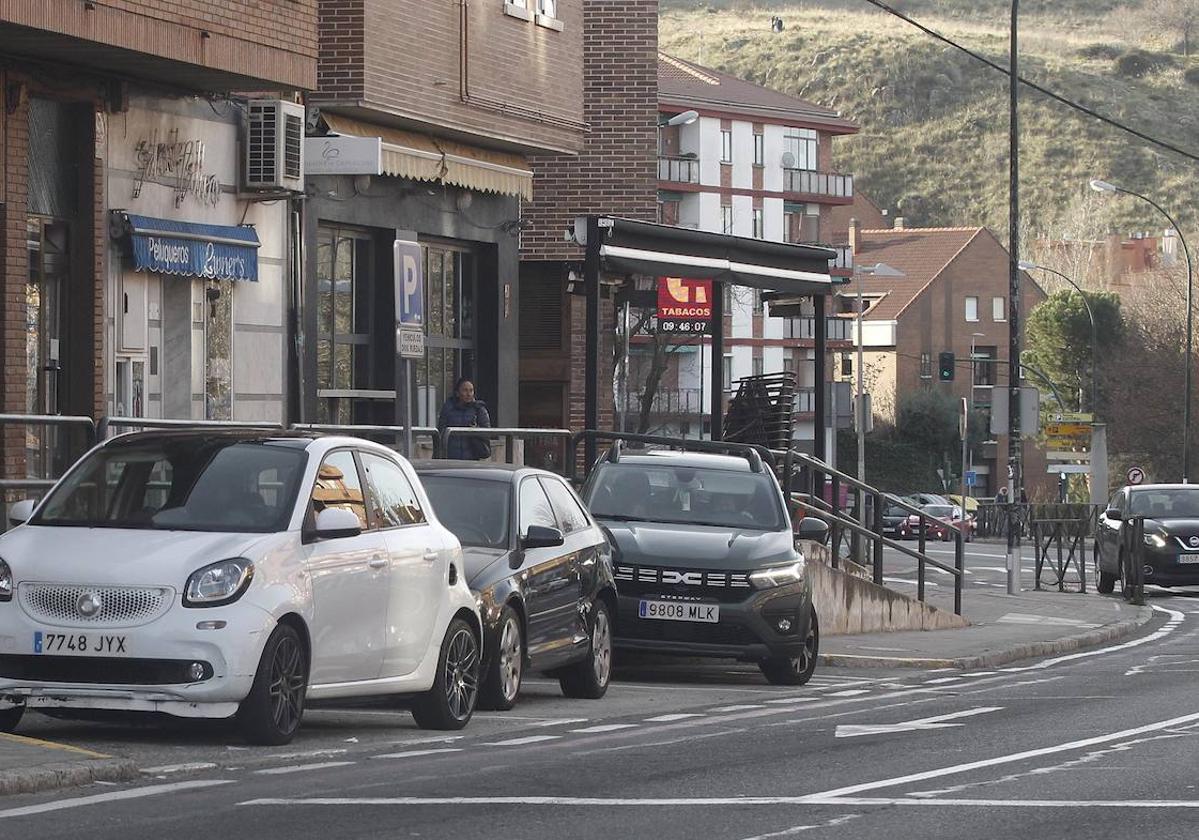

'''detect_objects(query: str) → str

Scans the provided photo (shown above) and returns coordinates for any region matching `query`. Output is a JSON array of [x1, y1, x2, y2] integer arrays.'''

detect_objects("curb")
[[0, 757, 139, 796], [819, 605, 1155, 670]]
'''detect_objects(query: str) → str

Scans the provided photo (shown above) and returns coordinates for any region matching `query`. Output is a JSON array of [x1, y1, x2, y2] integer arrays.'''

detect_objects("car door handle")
[[368, 555, 388, 570], [423, 550, 439, 563]]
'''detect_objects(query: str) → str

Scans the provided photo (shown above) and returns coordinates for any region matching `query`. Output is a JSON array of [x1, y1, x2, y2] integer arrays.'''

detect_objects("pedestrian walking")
[[438, 377, 492, 461], [996, 487, 1009, 505]]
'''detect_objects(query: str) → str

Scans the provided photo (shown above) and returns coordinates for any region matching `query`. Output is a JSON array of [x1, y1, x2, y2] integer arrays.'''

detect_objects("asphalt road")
[[4, 553, 1199, 839]]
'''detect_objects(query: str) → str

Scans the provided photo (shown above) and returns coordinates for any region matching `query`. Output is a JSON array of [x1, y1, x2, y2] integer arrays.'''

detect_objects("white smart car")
[[0, 430, 482, 744]]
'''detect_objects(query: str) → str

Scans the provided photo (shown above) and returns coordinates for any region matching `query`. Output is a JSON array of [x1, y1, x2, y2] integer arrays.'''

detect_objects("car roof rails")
[[605, 439, 622, 464], [745, 448, 763, 473]]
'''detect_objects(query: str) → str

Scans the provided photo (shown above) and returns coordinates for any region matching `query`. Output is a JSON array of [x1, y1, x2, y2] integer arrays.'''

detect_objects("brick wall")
[[312, 0, 584, 155], [1, 80, 29, 486], [522, 0, 659, 259], [3, 0, 317, 89]]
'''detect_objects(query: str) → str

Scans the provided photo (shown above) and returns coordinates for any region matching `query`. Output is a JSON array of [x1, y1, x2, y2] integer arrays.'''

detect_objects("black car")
[[580, 447, 827, 686], [881, 495, 913, 539], [416, 462, 617, 710], [1097, 484, 1199, 593]]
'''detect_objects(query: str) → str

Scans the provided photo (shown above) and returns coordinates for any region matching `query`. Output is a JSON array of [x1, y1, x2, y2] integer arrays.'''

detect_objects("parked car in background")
[[415, 462, 616, 710], [581, 446, 828, 686], [882, 495, 914, 540], [1096, 484, 1199, 594], [0, 432, 482, 744]]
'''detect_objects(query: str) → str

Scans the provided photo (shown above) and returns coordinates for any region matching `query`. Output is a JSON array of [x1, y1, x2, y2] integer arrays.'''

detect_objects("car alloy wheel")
[[269, 634, 306, 735], [591, 607, 612, 688], [559, 599, 613, 699], [498, 615, 523, 704], [760, 608, 820, 686], [445, 625, 480, 724]]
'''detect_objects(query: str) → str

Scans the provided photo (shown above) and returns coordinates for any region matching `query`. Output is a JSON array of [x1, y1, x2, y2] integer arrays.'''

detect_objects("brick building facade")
[[519, 0, 660, 433]]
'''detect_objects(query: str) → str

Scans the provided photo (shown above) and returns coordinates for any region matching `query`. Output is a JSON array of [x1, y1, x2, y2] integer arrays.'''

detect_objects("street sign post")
[[965, 470, 977, 488], [1127, 466, 1146, 486], [394, 239, 424, 456]]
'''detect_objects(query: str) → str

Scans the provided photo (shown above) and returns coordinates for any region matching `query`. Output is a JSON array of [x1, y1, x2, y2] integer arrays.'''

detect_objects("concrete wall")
[[801, 542, 969, 635]]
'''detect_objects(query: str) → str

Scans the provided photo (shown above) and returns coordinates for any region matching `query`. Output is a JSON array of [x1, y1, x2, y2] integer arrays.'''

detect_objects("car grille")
[[0, 655, 212, 685], [621, 619, 758, 647], [19, 584, 174, 628], [614, 564, 753, 603]]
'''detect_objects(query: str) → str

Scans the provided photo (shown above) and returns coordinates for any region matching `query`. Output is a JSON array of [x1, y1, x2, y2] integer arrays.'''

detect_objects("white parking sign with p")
[[394, 240, 424, 358]]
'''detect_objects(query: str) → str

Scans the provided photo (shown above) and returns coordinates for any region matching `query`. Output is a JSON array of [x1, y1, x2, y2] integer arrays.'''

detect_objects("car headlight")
[[1144, 532, 1169, 549], [0, 558, 11, 602], [183, 558, 254, 608], [749, 559, 806, 589]]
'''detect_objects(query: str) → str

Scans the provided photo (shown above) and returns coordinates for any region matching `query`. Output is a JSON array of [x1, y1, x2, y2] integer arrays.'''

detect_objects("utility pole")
[[1006, 0, 1022, 596]]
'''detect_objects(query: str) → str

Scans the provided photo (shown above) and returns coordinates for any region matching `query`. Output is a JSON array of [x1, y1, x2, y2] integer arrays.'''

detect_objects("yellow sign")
[[1048, 412, 1094, 424], [1044, 422, 1091, 438]]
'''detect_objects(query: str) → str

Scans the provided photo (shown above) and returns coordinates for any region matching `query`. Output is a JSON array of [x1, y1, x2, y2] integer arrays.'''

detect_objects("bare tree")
[[1138, 0, 1199, 55]]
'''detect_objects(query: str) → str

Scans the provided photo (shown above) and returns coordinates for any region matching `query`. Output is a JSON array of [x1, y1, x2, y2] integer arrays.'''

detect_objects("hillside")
[[660, 0, 1199, 240]]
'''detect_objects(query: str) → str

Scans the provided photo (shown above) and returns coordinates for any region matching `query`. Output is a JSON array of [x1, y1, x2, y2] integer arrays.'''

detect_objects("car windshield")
[[32, 439, 307, 533], [585, 462, 785, 531], [420, 476, 511, 549], [885, 504, 908, 518], [923, 505, 954, 518], [1129, 489, 1199, 518]]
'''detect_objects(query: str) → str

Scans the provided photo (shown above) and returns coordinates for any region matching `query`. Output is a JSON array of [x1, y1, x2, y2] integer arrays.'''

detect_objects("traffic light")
[[938, 351, 955, 382]]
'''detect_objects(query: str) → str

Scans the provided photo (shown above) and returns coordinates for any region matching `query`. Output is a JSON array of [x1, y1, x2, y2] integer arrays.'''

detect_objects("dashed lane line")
[[709, 704, 767, 712], [485, 735, 563, 747], [644, 713, 705, 722], [570, 724, 640, 733], [372, 748, 464, 760], [255, 761, 356, 776]]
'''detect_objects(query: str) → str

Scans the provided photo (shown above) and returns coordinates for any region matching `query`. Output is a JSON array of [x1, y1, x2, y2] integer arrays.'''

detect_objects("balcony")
[[630, 388, 706, 416], [781, 317, 852, 341], [795, 388, 816, 414], [783, 169, 854, 200], [658, 156, 701, 184], [832, 245, 853, 272]]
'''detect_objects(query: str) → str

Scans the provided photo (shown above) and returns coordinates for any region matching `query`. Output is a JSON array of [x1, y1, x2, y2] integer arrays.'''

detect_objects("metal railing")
[[0, 414, 99, 531], [97, 416, 285, 440], [784, 168, 854, 199], [775, 447, 965, 615], [569, 431, 775, 483], [629, 388, 705, 416], [290, 424, 441, 458], [658, 155, 701, 183], [1029, 504, 1100, 592], [832, 244, 854, 271], [1119, 515, 1146, 605], [443, 427, 574, 473], [782, 316, 851, 341]]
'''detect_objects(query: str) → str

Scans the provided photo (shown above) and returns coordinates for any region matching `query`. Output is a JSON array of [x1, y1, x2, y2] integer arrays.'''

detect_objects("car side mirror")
[[795, 517, 830, 545], [1105, 507, 1123, 522], [7, 499, 35, 528], [521, 525, 564, 550], [314, 507, 363, 540]]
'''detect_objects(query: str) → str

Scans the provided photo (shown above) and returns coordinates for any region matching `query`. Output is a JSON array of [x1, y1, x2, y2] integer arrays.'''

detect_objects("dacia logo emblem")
[[1189, 536, 1199, 548], [76, 592, 102, 618]]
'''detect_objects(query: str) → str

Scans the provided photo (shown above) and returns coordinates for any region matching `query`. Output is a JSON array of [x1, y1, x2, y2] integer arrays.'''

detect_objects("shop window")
[[205, 278, 233, 421]]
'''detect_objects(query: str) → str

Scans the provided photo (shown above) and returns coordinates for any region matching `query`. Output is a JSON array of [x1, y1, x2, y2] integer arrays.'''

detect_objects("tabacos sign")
[[656, 277, 713, 335]]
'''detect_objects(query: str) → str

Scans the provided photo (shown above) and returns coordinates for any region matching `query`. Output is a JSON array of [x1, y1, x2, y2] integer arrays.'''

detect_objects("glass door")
[[416, 242, 477, 427]]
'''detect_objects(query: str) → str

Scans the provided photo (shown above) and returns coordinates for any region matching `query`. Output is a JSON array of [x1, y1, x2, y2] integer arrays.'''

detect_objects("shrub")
[[1075, 43, 1123, 61], [1114, 49, 1176, 78], [1185, 66, 1199, 85]]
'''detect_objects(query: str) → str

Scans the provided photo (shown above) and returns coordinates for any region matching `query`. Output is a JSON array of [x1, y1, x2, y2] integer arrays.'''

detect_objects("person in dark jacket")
[[438, 378, 492, 460]]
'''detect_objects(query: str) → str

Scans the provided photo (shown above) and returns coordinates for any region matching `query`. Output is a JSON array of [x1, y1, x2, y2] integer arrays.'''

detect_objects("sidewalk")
[[0, 730, 137, 796], [821, 586, 1152, 669]]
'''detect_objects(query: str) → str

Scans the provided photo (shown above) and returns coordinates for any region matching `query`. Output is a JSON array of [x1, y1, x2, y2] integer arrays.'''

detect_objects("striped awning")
[[322, 114, 533, 200]]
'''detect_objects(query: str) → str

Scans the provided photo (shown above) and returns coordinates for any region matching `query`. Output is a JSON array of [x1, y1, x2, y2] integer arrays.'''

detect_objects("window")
[[541, 477, 590, 535], [753, 133, 764, 167], [535, 0, 563, 29], [920, 352, 933, 380], [752, 288, 763, 313], [722, 355, 734, 390], [361, 452, 427, 527], [783, 128, 818, 171], [315, 226, 375, 425], [783, 354, 795, 374], [965, 296, 979, 322], [720, 204, 734, 235], [752, 356, 764, 377], [752, 208, 764, 240], [312, 450, 369, 531], [720, 130, 733, 164], [784, 201, 819, 243], [519, 477, 556, 535], [973, 346, 997, 386], [992, 296, 1006, 322], [420, 476, 510, 549], [417, 242, 478, 427], [504, 0, 533, 21]]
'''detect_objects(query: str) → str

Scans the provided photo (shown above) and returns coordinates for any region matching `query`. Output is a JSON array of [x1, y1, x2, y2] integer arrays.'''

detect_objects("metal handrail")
[[97, 416, 285, 440], [443, 427, 574, 467], [569, 431, 776, 482], [291, 424, 442, 457]]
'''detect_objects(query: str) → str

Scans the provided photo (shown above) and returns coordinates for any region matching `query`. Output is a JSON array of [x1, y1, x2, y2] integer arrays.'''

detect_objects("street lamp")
[[1018, 261, 1097, 415], [853, 263, 904, 485], [1090, 178, 1194, 482], [968, 331, 985, 495], [658, 110, 699, 127]]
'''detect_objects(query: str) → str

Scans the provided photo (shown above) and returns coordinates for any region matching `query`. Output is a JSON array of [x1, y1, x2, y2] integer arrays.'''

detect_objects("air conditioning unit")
[[245, 100, 305, 192]]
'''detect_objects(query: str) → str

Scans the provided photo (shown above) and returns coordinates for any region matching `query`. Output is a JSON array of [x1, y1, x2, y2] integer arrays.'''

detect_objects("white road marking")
[[252, 747, 350, 760], [710, 704, 767, 712], [485, 735, 562, 747], [882, 577, 941, 588], [834, 707, 1002, 739], [644, 713, 705, 722], [827, 689, 871, 697], [255, 761, 355, 776], [737, 814, 861, 839], [372, 748, 463, 760], [812, 708, 1199, 800], [765, 697, 821, 705], [999, 604, 1185, 672], [1, 780, 234, 819], [804, 797, 1199, 808], [923, 677, 962, 684], [997, 613, 1098, 628], [527, 717, 591, 728], [570, 724, 639, 733], [140, 762, 218, 775]]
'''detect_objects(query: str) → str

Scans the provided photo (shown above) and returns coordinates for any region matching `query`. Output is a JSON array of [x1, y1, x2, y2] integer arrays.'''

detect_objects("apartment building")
[[642, 53, 857, 446]]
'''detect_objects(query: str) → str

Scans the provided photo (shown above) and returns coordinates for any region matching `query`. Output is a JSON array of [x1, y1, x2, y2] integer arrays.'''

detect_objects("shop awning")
[[577, 217, 839, 295], [322, 114, 534, 201], [124, 214, 260, 282]]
